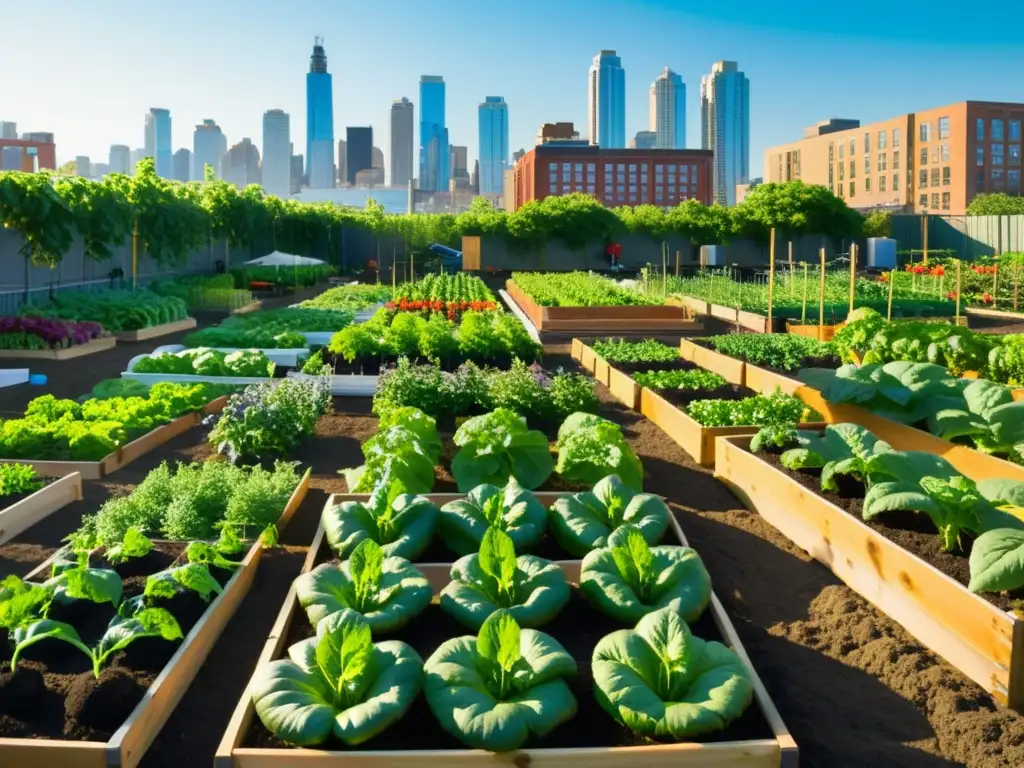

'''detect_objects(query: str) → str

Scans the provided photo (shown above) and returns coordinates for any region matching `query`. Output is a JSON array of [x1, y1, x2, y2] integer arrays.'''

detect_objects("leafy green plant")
[[592, 608, 754, 739], [0, 576, 53, 630], [707, 333, 836, 372], [580, 525, 711, 623], [105, 527, 154, 564], [554, 412, 643, 491], [423, 609, 577, 751], [549, 475, 670, 557], [250, 609, 423, 746], [440, 528, 570, 630], [133, 347, 275, 377], [749, 425, 799, 452], [451, 408, 554, 492], [778, 423, 895, 491], [591, 338, 680, 363], [144, 562, 224, 602], [632, 369, 727, 391], [295, 539, 431, 633], [0, 463, 45, 496], [322, 479, 439, 560], [44, 534, 123, 608], [186, 540, 243, 570], [687, 389, 812, 428], [969, 527, 1024, 593], [438, 478, 547, 556], [512, 272, 660, 307]]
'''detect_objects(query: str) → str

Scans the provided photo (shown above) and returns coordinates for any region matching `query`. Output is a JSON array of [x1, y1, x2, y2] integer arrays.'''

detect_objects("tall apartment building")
[[345, 127, 373, 186], [700, 61, 749, 205], [144, 108, 172, 178], [390, 97, 414, 188], [306, 38, 335, 189], [512, 145, 713, 210], [262, 109, 291, 198], [290, 149, 304, 194], [588, 50, 625, 148], [478, 96, 509, 195], [172, 149, 191, 182], [222, 138, 261, 189], [108, 144, 131, 175], [193, 119, 227, 180], [0, 122, 17, 139], [450, 144, 470, 189], [419, 76, 449, 191], [130, 148, 147, 171], [630, 131, 657, 149], [650, 67, 685, 149], [764, 101, 1024, 215]]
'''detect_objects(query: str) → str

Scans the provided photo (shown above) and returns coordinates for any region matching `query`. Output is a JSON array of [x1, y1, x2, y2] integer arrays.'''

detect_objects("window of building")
[[587, 163, 596, 172], [932, 148, 940, 164], [617, 184, 625, 194], [849, 181, 855, 197], [864, 133, 871, 153], [850, 138, 856, 154], [586, 184, 595, 194], [993, 144, 1004, 166], [838, 184, 845, 199], [993, 119, 1005, 141], [878, 130, 888, 150], [977, 118, 985, 141], [865, 177, 872, 193], [893, 150, 900, 170], [920, 194, 928, 208], [878, 153, 888, 172], [977, 146, 985, 166], [919, 170, 928, 188], [1010, 169, 1022, 189], [931, 193, 940, 209], [930, 168, 940, 186], [574, 162, 583, 172], [992, 169, 1004, 186], [939, 143, 949, 163], [865, 155, 871, 174], [562, 185, 570, 194], [893, 127, 900, 147], [562, 162, 571, 174], [839, 163, 845, 181], [920, 122, 931, 142], [1011, 145, 1022, 166], [893, 174, 899, 191], [880, 175, 887, 192], [942, 192, 950, 210], [938, 117, 950, 139], [838, 143, 845, 159], [942, 167, 951, 186], [920, 147, 928, 165], [849, 160, 855, 178], [977, 171, 985, 192]]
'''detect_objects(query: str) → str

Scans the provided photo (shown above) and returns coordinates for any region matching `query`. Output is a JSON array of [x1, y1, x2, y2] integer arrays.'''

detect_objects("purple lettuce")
[[0, 315, 107, 349]]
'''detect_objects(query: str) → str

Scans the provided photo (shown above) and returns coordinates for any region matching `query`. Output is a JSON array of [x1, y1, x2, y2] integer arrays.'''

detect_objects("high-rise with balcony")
[[144, 108, 172, 178], [109, 145, 131, 175], [306, 38, 335, 189], [419, 76, 449, 192], [262, 109, 291, 198], [478, 96, 509, 195], [650, 67, 686, 149], [700, 60, 750, 205], [390, 97, 414, 188], [193, 119, 227, 180], [588, 51, 626, 149]]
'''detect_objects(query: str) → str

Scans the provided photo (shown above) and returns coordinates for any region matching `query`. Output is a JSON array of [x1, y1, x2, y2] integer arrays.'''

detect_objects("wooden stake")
[[922, 215, 929, 264], [887, 269, 895, 321], [767, 228, 776, 331], [410, 252, 415, 284], [956, 259, 962, 322], [392, 248, 397, 297], [818, 247, 826, 342], [801, 262, 809, 325], [131, 218, 139, 290], [1014, 261, 1020, 311], [662, 242, 668, 297], [675, 250, 680, 277], [993, 263, 999, 309], [848, 242, 857, 313]]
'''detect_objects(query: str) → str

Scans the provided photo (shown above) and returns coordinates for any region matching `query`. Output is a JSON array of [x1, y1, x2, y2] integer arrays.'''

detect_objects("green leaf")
[[259, 523, 280, 548], [477, 610, 522, 674], [186, 541, 242, 570], [322, 492, 438, 560], [11, 619, 94, 671], [105, 527, 154, 565], [437, 479, 548, 556], [48, 567, 123, 607], [349, 539, 385, 610], [315, 610, 375, 708], [145, 563, 222, 602], [216, 525, 247, 555], [0, 579, 53, 630], [478, 527, 517, 594], [92, 607, 183, 676], [969, 528, 1024, 593]]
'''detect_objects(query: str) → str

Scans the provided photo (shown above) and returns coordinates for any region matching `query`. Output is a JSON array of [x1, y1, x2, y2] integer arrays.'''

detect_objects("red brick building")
[[512, 143, 713, 210], [0, 137, 57, 172]]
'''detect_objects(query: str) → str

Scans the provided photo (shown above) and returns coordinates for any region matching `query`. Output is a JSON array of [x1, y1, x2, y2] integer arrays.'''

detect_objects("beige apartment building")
[[765, 102, 1024, 214]]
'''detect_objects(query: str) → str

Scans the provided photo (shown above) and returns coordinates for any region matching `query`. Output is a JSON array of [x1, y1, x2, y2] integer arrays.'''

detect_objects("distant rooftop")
[[804, 118, 861, 138]]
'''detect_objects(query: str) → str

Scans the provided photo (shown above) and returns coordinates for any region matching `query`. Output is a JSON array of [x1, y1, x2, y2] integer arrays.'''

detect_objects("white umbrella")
[[243, 251, 326, 267]]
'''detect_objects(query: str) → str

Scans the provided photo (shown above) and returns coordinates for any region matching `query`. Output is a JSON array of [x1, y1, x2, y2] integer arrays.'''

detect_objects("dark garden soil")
[[646, 381, 756, 409]]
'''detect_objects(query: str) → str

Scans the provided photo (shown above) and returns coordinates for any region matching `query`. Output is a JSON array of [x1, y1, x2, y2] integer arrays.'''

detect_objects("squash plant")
[[295, 539, 431, 632], [251, 609, 423, 747], [423, 609, 577, 751], [580, 525, 711, 623], [592, 608, 754, 739], [438, 478, 547, 556], [440, 528, 569, 630], [549, 475, 670, 557]]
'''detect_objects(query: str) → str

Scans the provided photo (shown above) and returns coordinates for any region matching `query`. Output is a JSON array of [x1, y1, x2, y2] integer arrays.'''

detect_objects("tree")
[[862, 210, 892, 238], [735, 180, 863, 242], [966, 193, 1024, 216]]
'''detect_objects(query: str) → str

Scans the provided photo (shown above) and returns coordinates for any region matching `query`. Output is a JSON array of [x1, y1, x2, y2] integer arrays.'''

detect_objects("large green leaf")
[[322, 493, 438, 560], [438, 479, 547, 556], [450, 411, 554, 492], [969, 528, 1024, 593], [11, 619, 93, 670]]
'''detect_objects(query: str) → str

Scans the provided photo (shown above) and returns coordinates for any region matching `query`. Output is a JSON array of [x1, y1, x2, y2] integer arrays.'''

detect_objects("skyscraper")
[[630, 131, 657, 149], [144, 108, 172, 177], [262, 109, 291, 198], [336, 139, 347, 186], [700, 60, 750, 205], [193, 119, 227, 180], [306, 37, 335, 189], [222, 138, 261, 190], [172, 149, 191, 182], [346, 127, 373, 186], [419, 76, 449, 192], [109, 145, 131, 175], [0, 122, 16, 140], [588, 51, 625, 148], [290, 149, 303, 195], [650, 67, 686, 149], [478, 96, 509, 195], [75, 156, 91, 178], [390, 97, 414, 188]]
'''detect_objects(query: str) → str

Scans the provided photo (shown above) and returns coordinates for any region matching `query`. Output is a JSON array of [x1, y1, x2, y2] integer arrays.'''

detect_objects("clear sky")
[[4, 0, 1024, 180]]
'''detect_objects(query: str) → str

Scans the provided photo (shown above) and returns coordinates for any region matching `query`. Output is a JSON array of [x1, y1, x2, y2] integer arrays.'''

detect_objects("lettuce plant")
[[580, 525, 711, 624], [440, 528, 569, 630], [555, 412, 643, 491], [143, 562, 223, 602], [343, 426, 438, 494], [549, 475, 670, 557], [251, 609, 423, 747], [44, 533, 123, 608], [592, 608, 754, 739], [438, 478, 547, 556], [0, 576, 52, 630], [105, 527, 154, 565], [423, 609, 577, 751], [451, 408, 554, 492], [322, 480, 438, 560], [295, 539, 431, 633], [927, 378, 1024, 457]]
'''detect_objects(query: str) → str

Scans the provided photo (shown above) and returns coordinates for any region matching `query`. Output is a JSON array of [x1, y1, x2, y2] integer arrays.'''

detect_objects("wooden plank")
[[796, 386, 1024, 482], [715, 435, 1021, 708], [0, 336, 117, 361], [641, 388, 762, 467], [579, 344, 596, 373], [737, 311, 770, 333], [0, 740, 107, 768], [689, 345, 745, 386], [0, 472, 82, 545], [570, 338, 584, 362], [461, 236, 481, 271], [115, 318, 198, 342], [592, 356, 612, 388], [785, 321, 842, 341], [606, 364, 640, 409], [743, 364, 803, 396], [709, 303, 738, 323]]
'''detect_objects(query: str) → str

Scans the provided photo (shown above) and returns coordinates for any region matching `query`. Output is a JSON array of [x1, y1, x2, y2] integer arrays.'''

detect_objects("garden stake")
[[675, 250, 680, 276], [1014, 261, 1020, 311], [801, 262, 808, 324], [922, 214, 929, 264], [818, 247, 826, 342], [993, 262, 999, 309], [767, 228, 776, 332], [131, 218, 139, 290], [887, 269, 894, 321], [410, 252, 415, 284], [956, 259, 962, 322], [848, 243, 857, 313]]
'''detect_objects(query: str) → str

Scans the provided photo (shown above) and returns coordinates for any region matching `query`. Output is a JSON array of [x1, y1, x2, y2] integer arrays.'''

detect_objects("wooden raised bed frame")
[[569, 340, 637, 409], [0, 336, 116, 361], [0, 395, 229, 481], [0, 468, 311, 768], [506, 280, 696, 333], [715, 434, 1024, 710], [0, 472, 83, 545], [115, 317, 198, 342], [214, 498, 797, 768]]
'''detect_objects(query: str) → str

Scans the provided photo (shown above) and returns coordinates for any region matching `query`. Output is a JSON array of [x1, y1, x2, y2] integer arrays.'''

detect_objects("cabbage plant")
[[592, 608, 754, 739], [251, 609, 423, 747], [323, 478, 438, 560], [440, 528, 569, 630], [549, 475, 669, 557], [423, 609, 577, 751], [555, 412, 643, 491], [580, 525, 711, 623], [295, 539, 431, 632], [450, 408, 554, 492], [438, 478, 547, 556]]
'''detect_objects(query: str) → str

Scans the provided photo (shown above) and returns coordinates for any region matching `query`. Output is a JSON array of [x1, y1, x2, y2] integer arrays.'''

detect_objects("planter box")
[[679, 340, 745, 385], [124, 353, 276, 387], [715, 434, 1024, 710], [214, 503, 797, 768], [505, 280, 696, 333], [784, 321, 843, 342], [668, 295, 711, 317], [157, 343, 310, 369], [567, 340, 639, 409], [795, 386, 1024, 483], [743, 364, 803, 396], [115, 317, 198, 342], [0, 335, 116, 361], [0, 396, 228, 481], [708, 302, 739, 323], [0, 469, 311, 768], [0, 472, 82, 545], [285, 372, 377, 397]]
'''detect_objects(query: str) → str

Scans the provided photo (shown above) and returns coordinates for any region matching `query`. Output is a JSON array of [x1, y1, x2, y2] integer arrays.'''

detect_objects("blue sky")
[[4, 0, 1024, 179]]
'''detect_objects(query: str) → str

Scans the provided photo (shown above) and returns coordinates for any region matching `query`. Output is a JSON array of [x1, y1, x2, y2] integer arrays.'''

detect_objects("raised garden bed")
[[0, 469, 311, 768], [158, 344, 309, 369], [123, 354, 283, 388], [0, 472, 82, 545], [680, 339, 841, 397], [0, 336, 117, 361], [785, 320, 843, 342], [114, 318, 198, 343], [714, 433, 1024, 711], [0, 396, 229, 481], [213, 507, 798, 767]]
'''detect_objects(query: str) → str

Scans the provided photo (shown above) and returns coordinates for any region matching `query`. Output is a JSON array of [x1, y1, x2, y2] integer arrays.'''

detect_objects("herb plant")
[[0, 463, 45, 496], [687, 389, 811, 428], [707, 333, 836, 372]]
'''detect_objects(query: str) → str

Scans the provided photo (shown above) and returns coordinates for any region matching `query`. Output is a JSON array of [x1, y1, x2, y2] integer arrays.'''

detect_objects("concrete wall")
[[891, 214, 1024, 258]]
